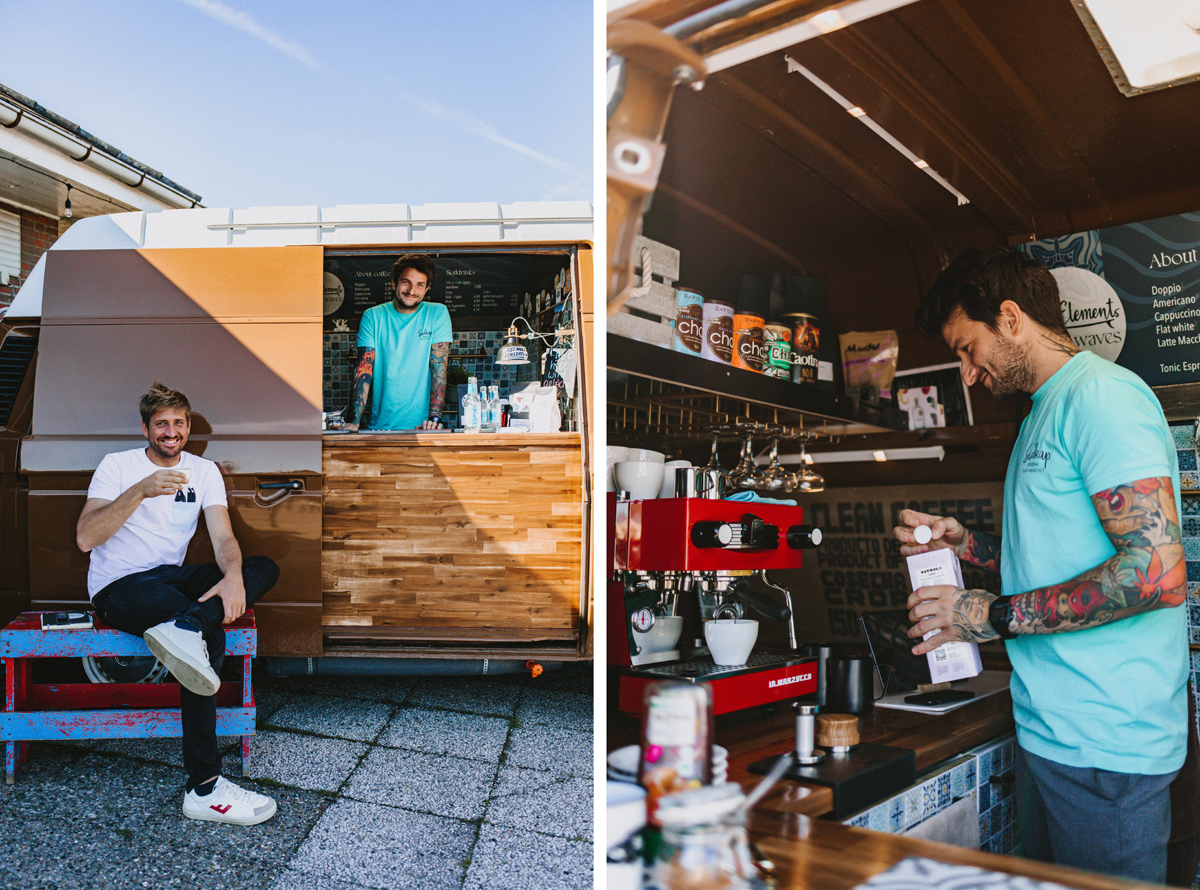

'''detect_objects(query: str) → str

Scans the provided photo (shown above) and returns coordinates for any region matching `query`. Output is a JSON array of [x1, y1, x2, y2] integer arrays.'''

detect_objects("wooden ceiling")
[[623, 0, 1200, 416]]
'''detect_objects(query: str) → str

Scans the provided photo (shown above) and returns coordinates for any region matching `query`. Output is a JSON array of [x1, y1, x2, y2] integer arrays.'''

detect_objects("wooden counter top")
[[322, 431, 580, 446], [749, 809, 1163, 890], [611, 691, 1015, 819]]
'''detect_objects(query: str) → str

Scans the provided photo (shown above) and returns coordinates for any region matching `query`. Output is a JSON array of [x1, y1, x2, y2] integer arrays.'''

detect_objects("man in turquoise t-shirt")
[[892, 248, 1190, 884], [346, 254, 452, 431]]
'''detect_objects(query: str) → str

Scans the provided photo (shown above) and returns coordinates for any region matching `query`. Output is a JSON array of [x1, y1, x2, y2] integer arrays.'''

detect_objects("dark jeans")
[[91, 556, 279, 790], [1016, 743, 1178, 884]]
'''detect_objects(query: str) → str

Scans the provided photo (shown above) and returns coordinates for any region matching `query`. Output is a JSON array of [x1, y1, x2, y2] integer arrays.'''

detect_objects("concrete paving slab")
[[268, 867, 378, 890], [93, 734, 241, 769], [406, 677, 522, 717], [343, 747, 498, 820], [487, 765, 593, 841], [282, 674, 418, 705], [504, 722, 593, 778], [464, 822, 593, 890], [265, 692, 393, 742], [249, 729, 369, 793], [288, 799, 475, 890], [516, 687, 592, 729], [377, 706, 509, 762]]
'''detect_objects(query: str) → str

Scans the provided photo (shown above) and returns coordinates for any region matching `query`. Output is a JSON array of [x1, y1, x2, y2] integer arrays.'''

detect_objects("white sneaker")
[[183, 776, 277, 825], [144, 621, 220, 697]]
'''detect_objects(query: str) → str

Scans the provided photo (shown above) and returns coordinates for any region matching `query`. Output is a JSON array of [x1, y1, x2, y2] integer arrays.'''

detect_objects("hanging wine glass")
[[705, 431, 723, 471], [789, 443, 826, 493], [759, 437, 790, 492], [728, 432, 765, 490]]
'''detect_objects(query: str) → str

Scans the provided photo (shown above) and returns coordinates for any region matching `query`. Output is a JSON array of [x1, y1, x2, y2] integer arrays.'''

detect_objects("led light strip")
[[785, 55, 970, 206]]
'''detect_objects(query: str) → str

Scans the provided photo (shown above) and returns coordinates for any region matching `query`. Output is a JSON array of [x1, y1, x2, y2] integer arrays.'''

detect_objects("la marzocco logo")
[[768, 672, 813, 689]]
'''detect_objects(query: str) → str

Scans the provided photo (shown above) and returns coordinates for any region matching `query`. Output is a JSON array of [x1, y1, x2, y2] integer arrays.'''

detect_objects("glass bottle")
[[483, 385, 499, 433], [462, 377, 481, 433]]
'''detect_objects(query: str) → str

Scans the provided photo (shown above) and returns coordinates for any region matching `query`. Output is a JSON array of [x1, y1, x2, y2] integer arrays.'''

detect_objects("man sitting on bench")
[[76, 382, 280, 825]]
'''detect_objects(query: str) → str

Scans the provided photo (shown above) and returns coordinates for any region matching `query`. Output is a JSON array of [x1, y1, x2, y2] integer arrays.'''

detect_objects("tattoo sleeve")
[[429, 342, 449, 418], [351, 348, 375, 426], [951, 589, 1000, 643], [962, 530, 1001, 574], [1009, 476, 1186, 634]]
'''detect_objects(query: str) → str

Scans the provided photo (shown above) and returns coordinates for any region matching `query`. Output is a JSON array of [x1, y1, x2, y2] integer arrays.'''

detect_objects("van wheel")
[[82, 655, 169, 684]]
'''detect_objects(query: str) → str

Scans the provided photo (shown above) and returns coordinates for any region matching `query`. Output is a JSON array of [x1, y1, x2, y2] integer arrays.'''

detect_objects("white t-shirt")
[[86, 448, 227, 597]]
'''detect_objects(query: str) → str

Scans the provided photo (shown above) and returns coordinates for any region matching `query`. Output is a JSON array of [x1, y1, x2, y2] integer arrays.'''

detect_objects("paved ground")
[[0, 662, 594, 889]]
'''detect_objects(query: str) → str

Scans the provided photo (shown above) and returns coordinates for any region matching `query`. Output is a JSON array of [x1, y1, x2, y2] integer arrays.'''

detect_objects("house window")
[[0, 209, 19, 286]]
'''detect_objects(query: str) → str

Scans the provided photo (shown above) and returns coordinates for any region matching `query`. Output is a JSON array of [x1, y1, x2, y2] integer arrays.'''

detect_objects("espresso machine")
[[608, 487, 823, 716]]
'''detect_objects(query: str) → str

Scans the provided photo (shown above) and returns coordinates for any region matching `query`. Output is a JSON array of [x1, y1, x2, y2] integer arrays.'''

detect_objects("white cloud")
[[175, 0, 324, 72], [406, 94, 578, 177]]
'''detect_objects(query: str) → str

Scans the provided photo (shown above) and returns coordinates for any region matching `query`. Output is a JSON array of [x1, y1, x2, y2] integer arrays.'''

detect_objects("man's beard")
[[147, 436, 183, 461], [986, 334, 1037, 400]]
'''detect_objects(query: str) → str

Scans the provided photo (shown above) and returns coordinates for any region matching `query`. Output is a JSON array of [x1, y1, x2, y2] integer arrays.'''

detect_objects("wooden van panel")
[[322, 438, 583, 640]]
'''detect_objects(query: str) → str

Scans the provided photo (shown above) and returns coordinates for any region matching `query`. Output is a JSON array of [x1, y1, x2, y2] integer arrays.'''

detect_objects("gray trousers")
[[1017, 744, 1178, 884]]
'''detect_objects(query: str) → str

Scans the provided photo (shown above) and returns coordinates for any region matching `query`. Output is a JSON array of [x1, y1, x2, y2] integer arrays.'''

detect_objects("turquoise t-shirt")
[[1001, 350, 1185, 774], [357, 300, 452, 431]]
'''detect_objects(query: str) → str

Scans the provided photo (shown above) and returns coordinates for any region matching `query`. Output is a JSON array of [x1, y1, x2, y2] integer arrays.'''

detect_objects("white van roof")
[[6, 200, 593, 319]]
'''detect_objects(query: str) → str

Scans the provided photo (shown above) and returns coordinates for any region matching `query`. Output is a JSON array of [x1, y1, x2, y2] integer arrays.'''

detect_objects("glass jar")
[[651, 784, 754, 890]]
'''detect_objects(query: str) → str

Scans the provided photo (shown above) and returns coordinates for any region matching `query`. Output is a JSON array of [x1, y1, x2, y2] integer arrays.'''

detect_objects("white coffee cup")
[[606, 446, 630, 492], [176, 464, 192, 485], [659, 460, 692, 497], [631, 615, 683, 653], [705, 618, 759, 666], [627, 448, 665, 464], [613, 461, 664, 500]]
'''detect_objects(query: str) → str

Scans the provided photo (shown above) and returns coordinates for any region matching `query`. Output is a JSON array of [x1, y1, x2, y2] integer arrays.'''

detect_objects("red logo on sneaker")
[[211, 804, 232, 814]]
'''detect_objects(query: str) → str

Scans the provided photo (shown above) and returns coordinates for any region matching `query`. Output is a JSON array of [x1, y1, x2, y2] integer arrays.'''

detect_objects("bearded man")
[[892, 247, 1192, 883]]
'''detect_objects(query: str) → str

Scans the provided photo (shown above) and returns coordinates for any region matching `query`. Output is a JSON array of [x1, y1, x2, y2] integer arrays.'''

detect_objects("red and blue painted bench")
[[1, 610, 257, 784]]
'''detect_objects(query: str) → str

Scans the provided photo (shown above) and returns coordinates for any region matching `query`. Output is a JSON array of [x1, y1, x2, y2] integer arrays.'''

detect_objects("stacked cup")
[[612, 448, 665, 500]]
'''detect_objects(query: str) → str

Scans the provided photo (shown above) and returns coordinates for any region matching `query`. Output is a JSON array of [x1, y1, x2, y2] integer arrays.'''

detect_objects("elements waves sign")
[[1020, 211, 1200, 386]]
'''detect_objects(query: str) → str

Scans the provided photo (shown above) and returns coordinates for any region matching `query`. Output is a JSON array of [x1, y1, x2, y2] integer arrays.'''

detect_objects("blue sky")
[[0, 0, 593, 208]]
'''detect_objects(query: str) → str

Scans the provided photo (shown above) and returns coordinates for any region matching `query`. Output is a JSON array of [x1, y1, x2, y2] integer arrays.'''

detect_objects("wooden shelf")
[[607, 334, 908, 434]]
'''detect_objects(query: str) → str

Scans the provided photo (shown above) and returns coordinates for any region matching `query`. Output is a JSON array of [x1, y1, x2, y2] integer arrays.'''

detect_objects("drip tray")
[[627, 652, 805, 682], [749, 744, 915, 819]]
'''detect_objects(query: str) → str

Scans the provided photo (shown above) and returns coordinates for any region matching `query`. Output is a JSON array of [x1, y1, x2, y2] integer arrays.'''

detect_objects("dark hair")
[[139, 381, 191, 425], [392, 254, 436, 285], [916, 247, 1068, 338]]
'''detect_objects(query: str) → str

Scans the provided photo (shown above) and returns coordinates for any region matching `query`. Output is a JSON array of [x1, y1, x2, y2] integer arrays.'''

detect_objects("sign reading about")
[[1020, 210, 1200, 386]]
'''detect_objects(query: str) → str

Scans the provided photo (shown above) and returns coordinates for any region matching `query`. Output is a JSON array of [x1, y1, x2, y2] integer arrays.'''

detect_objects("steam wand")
[[757, 570, 797, 652]]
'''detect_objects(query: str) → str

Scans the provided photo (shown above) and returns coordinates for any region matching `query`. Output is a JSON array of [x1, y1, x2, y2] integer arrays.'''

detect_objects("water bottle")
[[462, 378, 481, 433], [483, 386, 499, 433]]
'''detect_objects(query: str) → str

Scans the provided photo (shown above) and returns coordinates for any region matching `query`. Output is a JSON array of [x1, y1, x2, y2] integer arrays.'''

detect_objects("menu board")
[[1019, 210, 1200, 387], [322, 253, 569, 331]]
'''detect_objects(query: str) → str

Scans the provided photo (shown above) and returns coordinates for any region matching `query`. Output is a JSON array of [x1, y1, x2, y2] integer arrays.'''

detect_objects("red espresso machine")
[[608, 491, 823, 716]]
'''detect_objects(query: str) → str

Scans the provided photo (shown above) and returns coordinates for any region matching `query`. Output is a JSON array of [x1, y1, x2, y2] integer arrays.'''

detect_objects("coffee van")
[[0, 201, 593, 674]]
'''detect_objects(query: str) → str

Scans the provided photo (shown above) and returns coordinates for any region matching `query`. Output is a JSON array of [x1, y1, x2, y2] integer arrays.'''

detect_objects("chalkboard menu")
[[323, 252, 570, 332], [1019, 210, 1200, 387]]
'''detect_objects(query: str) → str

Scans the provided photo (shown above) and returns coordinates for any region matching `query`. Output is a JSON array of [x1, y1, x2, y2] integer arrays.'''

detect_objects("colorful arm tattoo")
[[961, 529, 1001, 573], [1009, 476, 1186, 633], [429, 342, 449, 418], [351, 348, 375, 426]]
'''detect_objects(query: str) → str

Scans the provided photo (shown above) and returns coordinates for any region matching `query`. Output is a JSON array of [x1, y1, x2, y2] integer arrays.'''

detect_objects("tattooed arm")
[[344, 347, 375, 433], [419, 341, 450, 430], [906, 477, 1185, 655]]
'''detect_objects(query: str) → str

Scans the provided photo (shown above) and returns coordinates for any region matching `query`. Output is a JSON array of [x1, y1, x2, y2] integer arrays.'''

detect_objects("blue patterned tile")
[[978, 780, 990, 811], [1186, 518, 1200, 538], [951, 764, 967, 799], [906, 786, 924, 828], [1185, 538, 1200, 561], [966, 759, 977, 790], [1172, 424, 1197, 449], [850, 813, 869, 828], [979, 807, 992, 839], [1001, 796, 1013, 828], [889, 797, 904, 831], [1184, 497, 1200, 517], [1189, 561, 1200, 583], [868, 803, 887, 832], [937, 773, 951, 808], [1180, 447, 1199, 471], [978, 751, 993, 785]]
